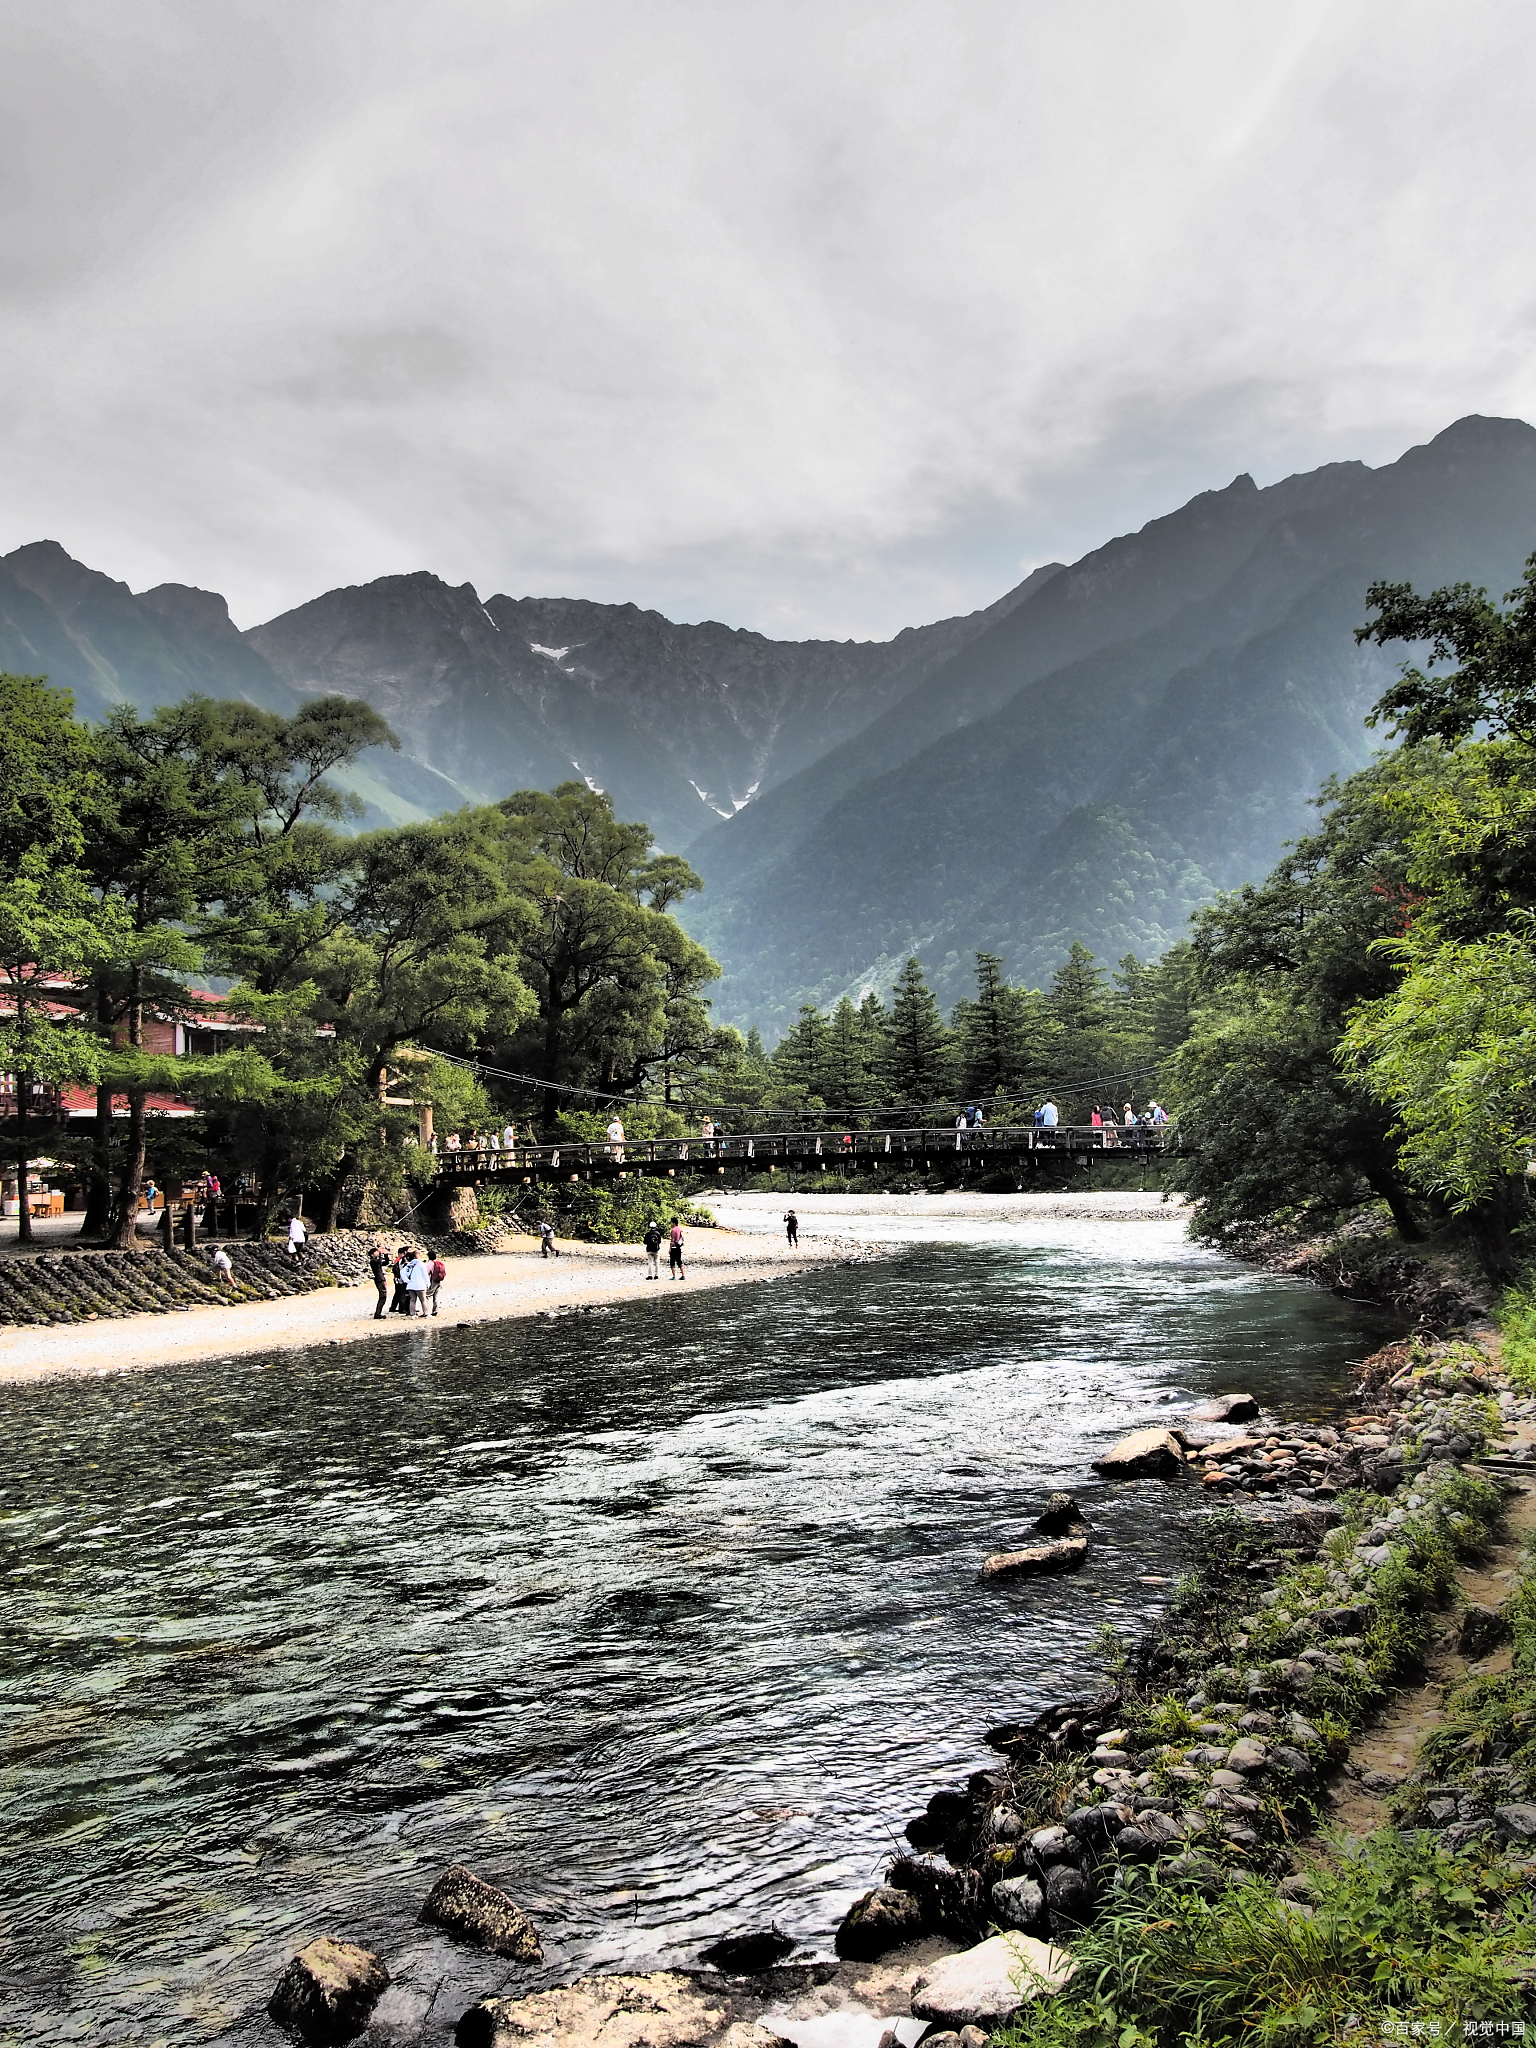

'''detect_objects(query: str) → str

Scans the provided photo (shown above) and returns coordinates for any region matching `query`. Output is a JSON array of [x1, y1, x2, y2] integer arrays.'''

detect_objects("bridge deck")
[[431, 1123, 1169, 1183]]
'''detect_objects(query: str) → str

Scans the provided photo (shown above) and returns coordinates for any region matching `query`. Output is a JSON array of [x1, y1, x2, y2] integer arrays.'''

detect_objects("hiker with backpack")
[[643, 1219, 663, 1279], [427, 1254, 447, 1316]]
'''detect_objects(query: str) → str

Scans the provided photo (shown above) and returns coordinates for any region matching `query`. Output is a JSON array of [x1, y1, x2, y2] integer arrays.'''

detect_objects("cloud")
[[1, 0, 1533, 636]]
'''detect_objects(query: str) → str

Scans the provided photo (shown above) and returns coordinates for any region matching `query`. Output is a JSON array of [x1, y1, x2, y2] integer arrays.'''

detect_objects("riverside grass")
[[993, 1460, 1532, 2046]]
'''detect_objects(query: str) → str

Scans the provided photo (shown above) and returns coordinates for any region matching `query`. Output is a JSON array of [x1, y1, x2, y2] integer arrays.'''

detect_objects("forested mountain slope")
[[686, 415, 1536, 1028], [0, 541, 465, 825]]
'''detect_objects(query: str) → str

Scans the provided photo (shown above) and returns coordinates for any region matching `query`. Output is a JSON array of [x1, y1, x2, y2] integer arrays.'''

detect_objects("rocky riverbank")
[[1221, 1208, 1492, 1330], [254, 1322, 1536, 2047], [821, 1324, 1536, 2042]]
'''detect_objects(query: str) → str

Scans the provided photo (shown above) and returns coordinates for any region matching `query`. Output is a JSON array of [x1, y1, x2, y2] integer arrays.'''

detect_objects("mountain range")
[[4, 413, 1534, 1033]]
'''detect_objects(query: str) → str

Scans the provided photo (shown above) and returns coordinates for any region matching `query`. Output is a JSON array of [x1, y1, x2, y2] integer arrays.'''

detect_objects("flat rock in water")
[[421, 1864, 543, 1960], [456, 1973, 736, 2048], [981, 1536, 1088, 1580], [1188, 1394, 1260, 1424], [834, 1883, 926, 1960], [1092, 1429, 1185, 1479], [268, 1937, 389, 2045], [910, 1935, 1075, 2028]]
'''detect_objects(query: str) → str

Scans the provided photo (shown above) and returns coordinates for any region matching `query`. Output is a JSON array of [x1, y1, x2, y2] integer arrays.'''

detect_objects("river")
[[0, 1204, 1397, 2043]]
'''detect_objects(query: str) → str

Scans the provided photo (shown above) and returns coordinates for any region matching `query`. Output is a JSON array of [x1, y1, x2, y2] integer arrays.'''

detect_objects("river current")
[[0, 1206, 1397, 2043]]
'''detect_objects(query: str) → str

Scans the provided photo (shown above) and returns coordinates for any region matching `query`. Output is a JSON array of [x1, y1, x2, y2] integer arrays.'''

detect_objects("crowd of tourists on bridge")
[[427, 1098, 1170, 1164]]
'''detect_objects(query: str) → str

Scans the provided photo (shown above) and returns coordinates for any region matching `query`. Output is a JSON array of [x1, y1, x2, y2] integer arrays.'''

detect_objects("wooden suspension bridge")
[[431, 1122, 1172, 1187]]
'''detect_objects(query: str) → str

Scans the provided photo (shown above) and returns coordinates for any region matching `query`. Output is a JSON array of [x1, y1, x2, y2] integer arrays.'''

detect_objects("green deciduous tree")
[[1359, 550, 1536, 749], [0, 676, 130, 1241], [1340, 923, 1536, 1277], [1170, 751, 1438, 1243]]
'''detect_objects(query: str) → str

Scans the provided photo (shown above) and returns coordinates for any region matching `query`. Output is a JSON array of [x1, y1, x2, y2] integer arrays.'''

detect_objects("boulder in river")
[[421, 1864, 543, 1960], [1092, 1428, 1185, 1479], [1032, 1492, 1089, 1537], [981, 1536, 1088, 1580], [268, 1937, 389, 2045], [910, 1933, 1075, 2028], [455, 1972, 741, 2048], [697, 1928, 797, 1974], [1188, 1395, 1260, 1424], [833, 1883, 925, 1959]]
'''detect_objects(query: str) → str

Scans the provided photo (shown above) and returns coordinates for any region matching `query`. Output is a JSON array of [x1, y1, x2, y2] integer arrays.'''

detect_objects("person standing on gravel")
[[368, 1242, 390, 1319], [668, 1218, 686, 1279], [784, 1209, 799, 1247], [404, 1250, 430, 1317], [643, 1219, 663, 1279], [427, 1254, 446, 1316]]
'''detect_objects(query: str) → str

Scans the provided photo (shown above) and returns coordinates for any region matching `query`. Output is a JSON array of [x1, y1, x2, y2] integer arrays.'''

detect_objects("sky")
[[2, 0, 1534, 639]]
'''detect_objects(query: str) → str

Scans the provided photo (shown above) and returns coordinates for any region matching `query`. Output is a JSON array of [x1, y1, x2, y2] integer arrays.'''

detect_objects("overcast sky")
[[2, 0, 1533, 638]]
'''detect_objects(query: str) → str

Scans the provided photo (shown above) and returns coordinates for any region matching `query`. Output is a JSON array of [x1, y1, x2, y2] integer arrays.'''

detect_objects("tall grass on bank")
[[994, 1835, 1534, 2047], [1497, 1279, 1536, 1392]]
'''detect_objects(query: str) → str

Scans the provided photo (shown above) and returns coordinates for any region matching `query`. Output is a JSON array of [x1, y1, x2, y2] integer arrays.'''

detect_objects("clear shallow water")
[[0, 1221, 1398, 2044]]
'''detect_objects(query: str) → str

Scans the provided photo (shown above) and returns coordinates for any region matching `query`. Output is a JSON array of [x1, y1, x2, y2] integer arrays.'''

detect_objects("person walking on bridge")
[[1039, 1099, 1058, 1129]]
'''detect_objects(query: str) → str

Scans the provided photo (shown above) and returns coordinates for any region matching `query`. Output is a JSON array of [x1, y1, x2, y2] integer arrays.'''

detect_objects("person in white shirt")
[[404, 1252, 430, 1316], [286, 1214, 307, 1258], [605, 1116, 625, 1161], [1039, 1100, 1059, 1128]]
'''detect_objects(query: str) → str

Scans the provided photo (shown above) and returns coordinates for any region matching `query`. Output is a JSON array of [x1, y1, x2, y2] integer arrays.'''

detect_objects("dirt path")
[[0, 1231, 871, 1388], [1321, 1476, 1536, 1841]]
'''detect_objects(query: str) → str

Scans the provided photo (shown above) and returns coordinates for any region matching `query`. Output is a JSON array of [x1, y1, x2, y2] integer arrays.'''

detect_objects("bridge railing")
[[430, 1122, 1169, 1177]]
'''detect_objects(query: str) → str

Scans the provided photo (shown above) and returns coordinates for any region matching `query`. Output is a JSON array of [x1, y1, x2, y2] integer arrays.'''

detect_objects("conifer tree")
[[955, 952, 1026, 1099], [771, 1004, 831, 1107], [824, 994, 879, 1116], [1049, 942, 1112, 1035], [883, 957, 953, 1107]]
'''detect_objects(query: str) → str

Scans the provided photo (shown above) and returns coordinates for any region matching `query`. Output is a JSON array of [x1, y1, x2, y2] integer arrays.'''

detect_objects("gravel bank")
[[0, 1230, 871, 1387]]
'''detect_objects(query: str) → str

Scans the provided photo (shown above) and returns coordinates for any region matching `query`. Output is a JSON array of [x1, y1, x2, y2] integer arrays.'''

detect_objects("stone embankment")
[[0, 1227, 479, 1327]]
